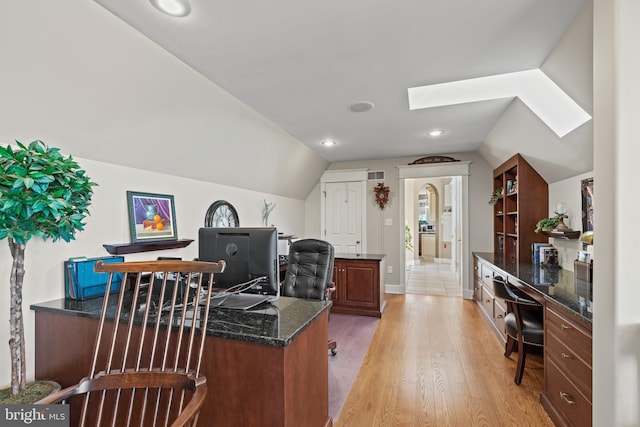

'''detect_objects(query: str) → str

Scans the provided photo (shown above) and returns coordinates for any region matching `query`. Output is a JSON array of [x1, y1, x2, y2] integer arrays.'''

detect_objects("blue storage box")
[[64, 256, 125, 300]]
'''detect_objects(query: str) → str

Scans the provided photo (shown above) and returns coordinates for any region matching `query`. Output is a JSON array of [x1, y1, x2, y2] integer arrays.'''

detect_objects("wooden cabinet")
[[419, 233, 436, 258], [474, 253, 593, 427], [493, 153, 549, 263], [331, 257, 385, 317], [474, 256, 507, 343], [33, 298, 332, 427], [541, 301, 593, 427]]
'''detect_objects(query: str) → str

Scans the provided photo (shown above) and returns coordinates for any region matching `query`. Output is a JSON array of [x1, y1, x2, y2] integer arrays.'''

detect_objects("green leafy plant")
[[488, 187, 503, 205], [0, 140, 96, 397], [404, 225, 413, 251], [535, 217, 559, 233]]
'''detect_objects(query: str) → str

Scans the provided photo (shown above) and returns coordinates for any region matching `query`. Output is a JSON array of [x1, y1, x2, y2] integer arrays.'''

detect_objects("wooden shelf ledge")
[[541, 230, 581, 240], [103, 239, 194, 255]]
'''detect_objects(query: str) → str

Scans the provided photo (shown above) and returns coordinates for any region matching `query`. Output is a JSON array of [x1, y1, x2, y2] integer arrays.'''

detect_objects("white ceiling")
[[94, 0, 588, 166]]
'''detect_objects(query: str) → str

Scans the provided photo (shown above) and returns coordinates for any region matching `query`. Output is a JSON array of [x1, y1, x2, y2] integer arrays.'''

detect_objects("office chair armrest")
[[325, 282, 336, 300], [513, 295, 540, 306]]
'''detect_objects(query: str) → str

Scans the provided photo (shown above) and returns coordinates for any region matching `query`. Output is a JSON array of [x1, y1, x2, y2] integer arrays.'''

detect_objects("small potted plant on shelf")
[[0, 140, 96, 399], [488, 187, 504, 205], [534, 217, 559, 233]]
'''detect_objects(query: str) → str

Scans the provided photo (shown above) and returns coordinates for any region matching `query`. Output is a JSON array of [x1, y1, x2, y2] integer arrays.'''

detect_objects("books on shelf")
[[532, 243, 551, 265], [541, 247, 559, 267], [577, 250, 591, 263]]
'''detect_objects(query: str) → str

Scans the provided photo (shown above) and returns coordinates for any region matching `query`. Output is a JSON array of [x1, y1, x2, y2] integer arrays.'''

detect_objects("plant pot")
[[0, 380, 61, 404]]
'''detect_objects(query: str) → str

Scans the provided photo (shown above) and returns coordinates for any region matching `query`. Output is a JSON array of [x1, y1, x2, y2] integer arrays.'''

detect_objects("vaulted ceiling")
[[95, 0, 591, 182]]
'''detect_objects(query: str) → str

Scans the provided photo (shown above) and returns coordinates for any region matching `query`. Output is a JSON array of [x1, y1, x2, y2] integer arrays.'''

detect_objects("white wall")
[[548, 171, 593, 270], [0, 157, 306, 389], [0, 0, 328, 200], [593, 0, 640, 424], [306, 152, 493, 289], [480, 2, 593, 184]]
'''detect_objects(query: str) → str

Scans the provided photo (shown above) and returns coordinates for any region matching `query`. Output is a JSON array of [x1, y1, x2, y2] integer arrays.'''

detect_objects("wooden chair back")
[[38, 259, 225, 427]]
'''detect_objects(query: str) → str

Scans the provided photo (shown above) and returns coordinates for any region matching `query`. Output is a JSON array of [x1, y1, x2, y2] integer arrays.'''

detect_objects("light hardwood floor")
[[336, 294, 553, 427]]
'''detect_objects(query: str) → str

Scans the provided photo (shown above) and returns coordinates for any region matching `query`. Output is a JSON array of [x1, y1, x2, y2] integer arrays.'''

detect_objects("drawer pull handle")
[[560, 392, 576, 405], [560, 324, 573, 330], [561, 353, 574, 359], [496, 314, 503, 319], [485, 299, 491, 303]]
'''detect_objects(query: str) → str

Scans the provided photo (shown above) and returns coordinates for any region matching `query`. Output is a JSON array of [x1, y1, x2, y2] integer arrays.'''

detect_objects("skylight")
[[408, 69, 591, 137]]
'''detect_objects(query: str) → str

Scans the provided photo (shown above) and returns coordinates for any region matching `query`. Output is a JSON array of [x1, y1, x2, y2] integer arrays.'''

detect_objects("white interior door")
[[324, 182, 362, 254]]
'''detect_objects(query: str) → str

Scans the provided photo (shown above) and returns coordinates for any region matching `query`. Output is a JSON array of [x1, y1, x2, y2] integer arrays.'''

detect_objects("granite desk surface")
[[474, 252, 592, 323], [334, 253, 385, 261], [31, 294, 331, 347]]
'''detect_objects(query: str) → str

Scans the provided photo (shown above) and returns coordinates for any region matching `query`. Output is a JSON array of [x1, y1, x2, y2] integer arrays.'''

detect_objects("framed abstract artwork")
[[581, 178, 594, 233], [126, 191, 178, 243]]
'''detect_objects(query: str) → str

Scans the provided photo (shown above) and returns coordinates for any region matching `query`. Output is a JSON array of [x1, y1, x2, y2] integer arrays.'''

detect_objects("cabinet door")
[[343, 261, 379, 309]]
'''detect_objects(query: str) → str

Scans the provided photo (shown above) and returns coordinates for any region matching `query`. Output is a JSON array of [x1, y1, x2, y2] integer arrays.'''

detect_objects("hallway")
[[336, 294, 550, 427], [405, 260, 460, 297]]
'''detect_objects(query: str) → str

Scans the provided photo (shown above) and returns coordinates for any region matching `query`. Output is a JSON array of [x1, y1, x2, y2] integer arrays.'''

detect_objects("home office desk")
[[31, 295, 332, 427], [473, 252, 592, 427]]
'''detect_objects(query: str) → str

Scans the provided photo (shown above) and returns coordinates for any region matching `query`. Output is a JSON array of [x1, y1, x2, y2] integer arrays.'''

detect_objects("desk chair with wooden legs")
[[492, 276, 544, 385], [38, 259, 226, 426], [282, 239, 337, 355]]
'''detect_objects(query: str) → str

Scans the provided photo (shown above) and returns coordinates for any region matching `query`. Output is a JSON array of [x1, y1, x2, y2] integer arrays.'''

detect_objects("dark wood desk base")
[[35, 310, 331, 427]]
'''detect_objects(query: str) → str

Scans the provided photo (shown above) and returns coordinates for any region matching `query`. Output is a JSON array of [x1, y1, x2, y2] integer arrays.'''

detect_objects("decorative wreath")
[[374, 182, 390, 209]]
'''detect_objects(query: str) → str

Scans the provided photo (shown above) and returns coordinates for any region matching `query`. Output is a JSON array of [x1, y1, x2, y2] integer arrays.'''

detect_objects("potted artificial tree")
[[0, 140, 96, 398]]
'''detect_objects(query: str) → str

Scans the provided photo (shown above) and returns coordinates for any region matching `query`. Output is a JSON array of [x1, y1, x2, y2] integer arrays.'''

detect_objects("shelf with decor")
[[492, 153, 548, 263], [103, 239, 194, 255], [541, 230, 581, 240]]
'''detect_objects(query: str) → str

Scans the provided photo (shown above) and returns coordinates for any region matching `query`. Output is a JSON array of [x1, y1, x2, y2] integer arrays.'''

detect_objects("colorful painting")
[[126, 191, 177, 243]]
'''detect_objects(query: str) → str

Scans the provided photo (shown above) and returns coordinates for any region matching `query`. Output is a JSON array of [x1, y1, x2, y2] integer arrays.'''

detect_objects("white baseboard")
[[385, 283, 405, 294], [462, 288, 474, 300], [435, 258, 451, 264]]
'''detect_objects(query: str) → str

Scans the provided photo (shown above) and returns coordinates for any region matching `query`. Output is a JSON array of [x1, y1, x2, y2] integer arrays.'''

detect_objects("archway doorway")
[[404, 177, 459, 296], [397, 161, 471, 299]]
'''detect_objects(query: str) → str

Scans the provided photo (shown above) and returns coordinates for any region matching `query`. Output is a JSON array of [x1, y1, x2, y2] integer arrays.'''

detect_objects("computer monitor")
[[198, 227, 280, 296]]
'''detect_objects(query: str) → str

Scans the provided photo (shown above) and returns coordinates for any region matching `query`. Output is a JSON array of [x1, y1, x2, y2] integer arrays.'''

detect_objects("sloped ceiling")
[[95, 0, 592, 184], [1, 1, 592, 201]]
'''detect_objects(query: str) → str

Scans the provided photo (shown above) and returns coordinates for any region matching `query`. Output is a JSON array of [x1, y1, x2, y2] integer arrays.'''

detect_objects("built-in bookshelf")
[[493, 153, 548, 263]]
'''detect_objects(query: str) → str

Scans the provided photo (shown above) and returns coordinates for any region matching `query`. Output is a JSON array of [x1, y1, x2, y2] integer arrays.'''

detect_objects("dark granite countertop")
[[474, 252, 592, 322], [334, 253, 385, 261], [31, 294, 330, 347]]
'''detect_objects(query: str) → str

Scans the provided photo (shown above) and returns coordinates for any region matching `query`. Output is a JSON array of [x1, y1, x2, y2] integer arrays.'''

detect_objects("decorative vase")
[[144, 205, 157, 221]]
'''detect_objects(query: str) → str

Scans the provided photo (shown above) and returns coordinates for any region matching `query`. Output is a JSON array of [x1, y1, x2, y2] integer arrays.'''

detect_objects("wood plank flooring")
[[336, 294, 553, 427]]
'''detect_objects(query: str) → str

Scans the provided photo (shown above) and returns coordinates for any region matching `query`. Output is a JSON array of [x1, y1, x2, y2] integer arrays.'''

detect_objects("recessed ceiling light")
[[150, 0, 191, 17], [349, 101, 375, 113], [322, 140, 336, 146], [428, 129, 445, 137]]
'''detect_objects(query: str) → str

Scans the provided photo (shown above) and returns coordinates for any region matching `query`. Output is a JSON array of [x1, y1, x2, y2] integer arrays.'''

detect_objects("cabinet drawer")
[[546, 330, 592, 401], [494, 301, 507, 338], [479, 262, 496, 287], [480, 285, 494, 318], [545, 357, 592, 427], [546, 306, 592, 365]]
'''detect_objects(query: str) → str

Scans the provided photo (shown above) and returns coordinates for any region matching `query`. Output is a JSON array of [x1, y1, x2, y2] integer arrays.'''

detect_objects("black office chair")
[[282, 239, 337, 355], [492, 276, 544, 385]]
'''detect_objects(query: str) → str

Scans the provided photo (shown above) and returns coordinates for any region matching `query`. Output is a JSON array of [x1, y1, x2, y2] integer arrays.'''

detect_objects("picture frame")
[[126, 191, 178, 243], [581, 177, 594, 232]]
